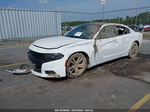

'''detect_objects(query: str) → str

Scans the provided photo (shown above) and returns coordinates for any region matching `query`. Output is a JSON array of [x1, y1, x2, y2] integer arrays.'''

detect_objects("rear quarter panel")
[[127, 32, 143, 53]]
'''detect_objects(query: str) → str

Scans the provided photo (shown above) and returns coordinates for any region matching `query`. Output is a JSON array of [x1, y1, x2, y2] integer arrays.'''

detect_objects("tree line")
[[62, 12, 150, 26]]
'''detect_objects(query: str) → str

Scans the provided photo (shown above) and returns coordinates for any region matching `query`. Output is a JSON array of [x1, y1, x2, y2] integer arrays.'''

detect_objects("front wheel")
[[128, 42, 139, 59], [66, 53, 87, 78]]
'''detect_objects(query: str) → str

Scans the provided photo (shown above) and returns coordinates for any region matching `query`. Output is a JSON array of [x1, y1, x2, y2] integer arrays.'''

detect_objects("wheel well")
[[79, 52, 89, 64], [134, 41, 140, 46]]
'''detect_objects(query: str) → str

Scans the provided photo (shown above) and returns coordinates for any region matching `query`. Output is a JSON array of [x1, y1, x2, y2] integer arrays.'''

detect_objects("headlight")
[[44, 53, 64, 61]]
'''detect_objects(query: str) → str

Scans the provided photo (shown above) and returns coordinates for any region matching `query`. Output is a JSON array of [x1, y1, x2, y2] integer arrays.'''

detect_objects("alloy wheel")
[[66, 53, 87, 78], [129, 42, 139, 59]]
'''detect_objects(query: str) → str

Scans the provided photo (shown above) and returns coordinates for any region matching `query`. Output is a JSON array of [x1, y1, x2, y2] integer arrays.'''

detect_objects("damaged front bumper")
[[31, 58, 67, 78], [33, 58, 66, 78], [32, 70, 61, 78], [28, 50, 67, 78]]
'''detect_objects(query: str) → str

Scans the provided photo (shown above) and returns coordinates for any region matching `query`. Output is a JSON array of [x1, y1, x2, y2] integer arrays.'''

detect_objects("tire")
[[66, 53, 88, 78], [128, 42, 139, 59]]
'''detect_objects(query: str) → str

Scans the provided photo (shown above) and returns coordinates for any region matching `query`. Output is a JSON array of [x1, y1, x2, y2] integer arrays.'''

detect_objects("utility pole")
[[135, 9, 138, 25], [102, 4, 104, 20], [101, 0, 106, 20]]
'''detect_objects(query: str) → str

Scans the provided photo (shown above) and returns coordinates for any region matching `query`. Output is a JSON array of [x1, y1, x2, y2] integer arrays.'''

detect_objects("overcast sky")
[[0, 0, 150, 12]]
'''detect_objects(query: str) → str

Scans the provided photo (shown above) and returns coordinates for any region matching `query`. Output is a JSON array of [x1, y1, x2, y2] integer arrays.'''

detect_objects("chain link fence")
[[61, 6, 150, 34]]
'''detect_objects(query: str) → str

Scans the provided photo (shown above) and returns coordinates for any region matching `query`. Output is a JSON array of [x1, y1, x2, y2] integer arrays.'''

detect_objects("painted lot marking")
[[128, 92, 150, 112], [0, 61, 28, 69]]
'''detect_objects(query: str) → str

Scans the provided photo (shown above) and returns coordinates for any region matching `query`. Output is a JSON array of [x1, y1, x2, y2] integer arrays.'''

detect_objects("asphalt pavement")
[[139, 40, 150, 54], [0, 39, 150, 110]]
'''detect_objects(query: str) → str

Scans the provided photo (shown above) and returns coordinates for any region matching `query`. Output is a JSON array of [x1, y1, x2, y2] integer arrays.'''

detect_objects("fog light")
[[45, 71, 55, 74], [45, 71, 60, 78]]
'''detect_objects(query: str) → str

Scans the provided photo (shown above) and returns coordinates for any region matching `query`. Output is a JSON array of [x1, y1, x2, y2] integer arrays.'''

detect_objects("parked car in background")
[[28, 23, 143, 79], [138, 24, 144, 32], [143, 26, 150, 32], [128, 24, 140, 31], [144, 25, 150, 28], [62, 26, 72, 31]]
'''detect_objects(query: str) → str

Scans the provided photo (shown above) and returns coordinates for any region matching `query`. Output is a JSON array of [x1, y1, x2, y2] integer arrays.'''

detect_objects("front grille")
[[28, 50, 64, 73], [34, 64, 42, 73], [28, 50, 46, 60], [28, 50, 51, 64], [31, 50, 46, 59], [28, 50, 48, 73]]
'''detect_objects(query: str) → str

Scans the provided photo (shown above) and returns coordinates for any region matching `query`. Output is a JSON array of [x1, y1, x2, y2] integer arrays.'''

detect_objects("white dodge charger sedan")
[[28, 23, 143, 78]]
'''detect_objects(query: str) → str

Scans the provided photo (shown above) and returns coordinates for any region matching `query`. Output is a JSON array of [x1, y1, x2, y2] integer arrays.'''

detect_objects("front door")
[[95, 25, 123, 64]]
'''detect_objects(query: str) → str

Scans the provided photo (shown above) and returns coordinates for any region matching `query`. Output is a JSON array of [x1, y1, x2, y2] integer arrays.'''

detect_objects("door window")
[[99, 25, 118, 39], [116, 26, 130, 35]]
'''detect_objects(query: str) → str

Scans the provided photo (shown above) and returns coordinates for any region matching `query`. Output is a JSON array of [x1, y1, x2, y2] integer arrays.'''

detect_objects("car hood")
[[33, 36, 85, 49]]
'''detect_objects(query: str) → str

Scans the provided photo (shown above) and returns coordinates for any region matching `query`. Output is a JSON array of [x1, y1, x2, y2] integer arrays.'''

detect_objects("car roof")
[[83, 22, 128, 27], [82, 22, 106, 26], [81, 22, 134, 32]]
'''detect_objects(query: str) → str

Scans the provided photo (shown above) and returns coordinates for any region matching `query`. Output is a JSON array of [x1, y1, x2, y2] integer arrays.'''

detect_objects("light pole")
[[101, 0, 106, 20], [102, 4, 104, 20]]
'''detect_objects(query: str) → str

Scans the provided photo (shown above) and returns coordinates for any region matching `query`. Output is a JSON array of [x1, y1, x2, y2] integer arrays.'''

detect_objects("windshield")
[[64, 24, 100, 39]]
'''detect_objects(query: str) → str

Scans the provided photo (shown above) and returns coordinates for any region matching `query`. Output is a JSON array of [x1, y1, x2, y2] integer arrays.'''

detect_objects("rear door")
[[117, 25, 131, 55]]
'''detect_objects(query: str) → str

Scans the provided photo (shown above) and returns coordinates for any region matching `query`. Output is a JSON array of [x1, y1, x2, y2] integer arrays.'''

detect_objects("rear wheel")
[[66, 53, 87, 78], [128, 42, 139, 59]]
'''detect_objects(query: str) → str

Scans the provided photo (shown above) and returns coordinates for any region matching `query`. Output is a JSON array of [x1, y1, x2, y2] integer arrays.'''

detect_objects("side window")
[[117, 26, 130, 35], [124, 27, 130, 34], [99, 25, 118, 39]]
